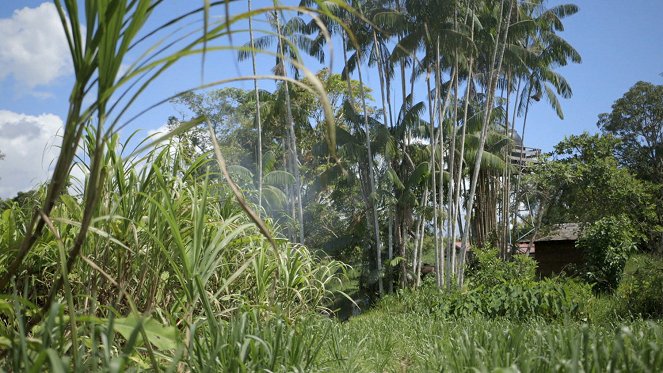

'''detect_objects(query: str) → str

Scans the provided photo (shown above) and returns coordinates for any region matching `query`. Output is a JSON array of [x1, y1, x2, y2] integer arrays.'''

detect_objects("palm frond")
[[263, 170, 295, 187]]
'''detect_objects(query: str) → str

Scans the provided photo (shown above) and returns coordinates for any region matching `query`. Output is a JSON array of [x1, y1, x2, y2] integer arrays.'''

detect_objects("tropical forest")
[[1, 0, 663, 371]]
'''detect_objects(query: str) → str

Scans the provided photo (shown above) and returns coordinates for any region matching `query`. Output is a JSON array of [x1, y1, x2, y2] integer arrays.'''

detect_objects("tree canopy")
[[598, 81, 663, 184], [526, 132, 660, 244]]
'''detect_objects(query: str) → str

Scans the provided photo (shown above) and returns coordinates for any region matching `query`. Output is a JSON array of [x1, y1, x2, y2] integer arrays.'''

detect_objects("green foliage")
[[0, 139, 345, 370], [598, 81, 663, 185], [0, 0, 639, 371], [320, 313, 663, 372], [526, 133, 659, 238], [378, 276, 592, 322], [577, 215, 638, 293], [598, 81, 663, 251], [439, 278, 591, 321], [377, 248, 592, 322], [188, 311, 329, 372], [0, 301, 329, 372], [171, 88, 259, 167], [615, 254, 663, 318], [467, 247, 537, 288]]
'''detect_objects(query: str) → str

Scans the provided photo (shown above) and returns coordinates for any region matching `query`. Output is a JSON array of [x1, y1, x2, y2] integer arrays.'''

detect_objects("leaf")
[[228, 164, 254, 182], [46, 349, 66, 373], [389, 256, 405, 267], [263, 170, 295, 187], [387, 168, 405, 190], [112, 316, 177, 351], [405, 162, 429, 189]]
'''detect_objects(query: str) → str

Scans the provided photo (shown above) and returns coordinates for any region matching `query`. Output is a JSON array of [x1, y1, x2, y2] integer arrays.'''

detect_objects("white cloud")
[[148, 124, 171, 137], [0, 3, 71, 89], [0, 110, 63, 199]]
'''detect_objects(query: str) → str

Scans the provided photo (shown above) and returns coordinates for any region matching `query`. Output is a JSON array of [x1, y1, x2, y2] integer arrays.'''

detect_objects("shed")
[[533, 223, 582, 277]]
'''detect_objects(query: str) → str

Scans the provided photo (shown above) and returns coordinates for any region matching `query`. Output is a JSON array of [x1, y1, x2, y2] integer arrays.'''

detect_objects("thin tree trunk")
[[412, 186, 429, 287], [511, 81, 534, 244], [342, 33, 381, 293], [426, 68, 440, 288], [446, 58, 459, 282], [274, 11, 305, 244], [357, 54, 384, 295], [412, 214, 421, 286], [435, 44, 457, 288], [459, 0, 514, 286], [508, 76, 523, 251], [449, 10, 475, 286], [374, 31, 393, 292], [501, 71, 513, 259], [446, 12, 459, 263], [248, 0, 263, 211], [388, 214, 393, 293]]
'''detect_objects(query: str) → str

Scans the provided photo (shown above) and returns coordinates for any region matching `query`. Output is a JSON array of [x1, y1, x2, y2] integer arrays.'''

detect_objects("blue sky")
[[0, 0, 662, 198], [523, 0, 663, 151]]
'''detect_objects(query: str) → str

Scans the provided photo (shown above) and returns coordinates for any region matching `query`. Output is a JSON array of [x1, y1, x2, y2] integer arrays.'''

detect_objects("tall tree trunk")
[[413, 187, 429, 287], [507, 75, 522, 253], [248, 0, 263, 211], [459, 0, 514, 286], [356, 49, 384, 295], [388, 214, 394, 293], [274, 10, 305, 244], [450, 65, 473, 285], [435, 46, 457, 288], [501, 70, 514, 258], [426, 67, 440, 288], [374, 31, 393, 292], [342, 34, 384, 295], [449, 7, 476, 286], [446, 58, 459, 283]]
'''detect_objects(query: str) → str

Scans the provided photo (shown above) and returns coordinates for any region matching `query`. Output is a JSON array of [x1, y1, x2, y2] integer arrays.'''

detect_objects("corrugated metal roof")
[[534, 223, 580, 242]]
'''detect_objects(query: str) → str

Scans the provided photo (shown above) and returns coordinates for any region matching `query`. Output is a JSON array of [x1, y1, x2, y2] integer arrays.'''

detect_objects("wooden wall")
[[534, 240, 584, 277]]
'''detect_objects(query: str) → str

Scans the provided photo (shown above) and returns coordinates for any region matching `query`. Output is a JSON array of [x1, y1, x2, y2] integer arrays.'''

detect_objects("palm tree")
[[306, 0, 389, 293], [238, 6, 320, 244], [228, 150, 296, 227], [457, 0, 516, 285], [508, 2, 580, 250], [388, 95, 430, 286]]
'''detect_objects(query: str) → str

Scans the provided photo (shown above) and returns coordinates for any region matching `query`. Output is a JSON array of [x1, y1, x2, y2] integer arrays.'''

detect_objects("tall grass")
[[0, 135, 345, 370], [320, 313, 663, 372], [0, 0, 345, 370]]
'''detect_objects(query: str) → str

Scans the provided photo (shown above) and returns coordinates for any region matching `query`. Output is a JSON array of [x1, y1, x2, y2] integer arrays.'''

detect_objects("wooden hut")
[[533, 223, 582, 277]]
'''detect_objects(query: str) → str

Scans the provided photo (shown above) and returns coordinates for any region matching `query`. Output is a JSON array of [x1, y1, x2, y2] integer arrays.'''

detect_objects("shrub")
[[376, 275, 592, 321], [376, 278, 446, 315], [615, 254, 663, 318], [576, 215, 637, 293], [376, 248, 591, 321], [466, 246, 537, 288], [189, 311, 329, 372], [439, 277, 592, 321]]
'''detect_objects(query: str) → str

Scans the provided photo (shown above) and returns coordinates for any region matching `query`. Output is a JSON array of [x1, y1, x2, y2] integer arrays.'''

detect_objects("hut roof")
[[534, 223, 580, 242]]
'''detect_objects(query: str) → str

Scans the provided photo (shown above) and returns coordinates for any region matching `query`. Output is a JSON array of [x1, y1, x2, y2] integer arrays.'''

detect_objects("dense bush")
[[377, 249, 592, 321], [467, 246, 537, 288], [577, 215, 638, 292], [615, 254, 663, 318], [436, 278, 591, 320]]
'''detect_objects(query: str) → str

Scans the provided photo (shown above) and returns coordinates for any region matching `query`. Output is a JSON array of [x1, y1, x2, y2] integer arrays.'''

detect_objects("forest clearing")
[[0, 0, 662, 371]]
